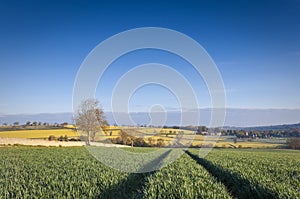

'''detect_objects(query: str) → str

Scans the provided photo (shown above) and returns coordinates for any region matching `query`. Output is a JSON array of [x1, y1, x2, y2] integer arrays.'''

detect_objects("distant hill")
[[234, 123, 300, 131], [0, 113, 74, 125], [0, 108, 300, 127]]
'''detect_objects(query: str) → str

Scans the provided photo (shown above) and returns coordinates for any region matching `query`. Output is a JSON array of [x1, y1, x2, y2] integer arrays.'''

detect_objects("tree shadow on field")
[[99, 150, 172, 199], [185, 151, 278, 199]]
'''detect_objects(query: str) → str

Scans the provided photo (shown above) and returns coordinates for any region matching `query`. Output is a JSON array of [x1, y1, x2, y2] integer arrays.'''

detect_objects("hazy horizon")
[[1, 108, 300, 127]]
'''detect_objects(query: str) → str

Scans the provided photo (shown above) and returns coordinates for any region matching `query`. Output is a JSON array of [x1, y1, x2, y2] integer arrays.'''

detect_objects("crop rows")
[[1, 147, 299, 198], [188, 149, 300, 198], [142, 151, 232, 199], [0, 147, 128, 198], [0, 147, 232, 198]]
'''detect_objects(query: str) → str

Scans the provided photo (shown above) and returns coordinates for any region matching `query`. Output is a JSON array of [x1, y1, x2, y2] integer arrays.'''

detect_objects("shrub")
[[156, 138, 165, 147], [58, 135, 68, 142], [133, 137, 147, 147], [109, 137, 122, 144], [48, 135, 56, 141], [58, 136, 64, 141], [69, 138, 81, 142], [64, 135, 68, 142], [147, 137, 154, 146]]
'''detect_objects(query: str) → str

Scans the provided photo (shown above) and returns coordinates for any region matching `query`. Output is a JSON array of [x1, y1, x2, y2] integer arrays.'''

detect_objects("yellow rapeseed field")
[[0, 129, 79, 139]]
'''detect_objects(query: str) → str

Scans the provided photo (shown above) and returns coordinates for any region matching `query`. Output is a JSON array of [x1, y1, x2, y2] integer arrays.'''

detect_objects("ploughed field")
[[0, 147, 299, 198]]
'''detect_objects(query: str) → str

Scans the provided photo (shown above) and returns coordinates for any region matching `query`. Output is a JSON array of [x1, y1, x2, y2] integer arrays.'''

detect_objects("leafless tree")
[[73, 99, 108, 145]]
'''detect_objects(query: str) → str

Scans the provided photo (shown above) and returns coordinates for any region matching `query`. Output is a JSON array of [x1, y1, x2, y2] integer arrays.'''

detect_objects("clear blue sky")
[[0, 0, 300, 114]]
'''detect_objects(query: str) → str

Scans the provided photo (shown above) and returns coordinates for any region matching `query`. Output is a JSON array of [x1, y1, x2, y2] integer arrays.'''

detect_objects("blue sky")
[[0, 0, 300, 114]]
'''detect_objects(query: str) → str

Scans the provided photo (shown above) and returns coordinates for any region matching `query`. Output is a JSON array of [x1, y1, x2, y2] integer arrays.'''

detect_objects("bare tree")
[[73, 99, 108, 145]]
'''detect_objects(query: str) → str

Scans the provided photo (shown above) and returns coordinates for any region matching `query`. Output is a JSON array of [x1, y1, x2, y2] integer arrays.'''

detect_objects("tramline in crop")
[[188, 149, 300, 198], [1, 146, 299, 198]]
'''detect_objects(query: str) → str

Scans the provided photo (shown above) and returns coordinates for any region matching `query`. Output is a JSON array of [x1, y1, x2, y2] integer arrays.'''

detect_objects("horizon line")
[[2, 107, 300, 116]]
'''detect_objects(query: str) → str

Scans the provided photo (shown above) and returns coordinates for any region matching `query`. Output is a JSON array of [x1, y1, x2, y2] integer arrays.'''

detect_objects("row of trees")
[[222, 129, 300, 138], [3, 121, 69, 127]]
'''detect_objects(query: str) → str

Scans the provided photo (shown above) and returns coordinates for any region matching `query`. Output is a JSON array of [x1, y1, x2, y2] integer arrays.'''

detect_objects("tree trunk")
[[87, 131, 91, 146]]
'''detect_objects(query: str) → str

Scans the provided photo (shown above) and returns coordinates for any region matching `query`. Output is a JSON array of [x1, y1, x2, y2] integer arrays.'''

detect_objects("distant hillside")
[[0, 113, 74, 125], [239, 123, 300, 131], [0, 108, 300, 127]]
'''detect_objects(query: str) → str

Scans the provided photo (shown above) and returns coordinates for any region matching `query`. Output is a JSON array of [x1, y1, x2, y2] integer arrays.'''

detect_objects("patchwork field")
[[0, 127, 286, 148]]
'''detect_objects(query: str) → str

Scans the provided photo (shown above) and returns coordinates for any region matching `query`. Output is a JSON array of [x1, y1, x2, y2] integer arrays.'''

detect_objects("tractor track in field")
[[185, 150, 277, 199]]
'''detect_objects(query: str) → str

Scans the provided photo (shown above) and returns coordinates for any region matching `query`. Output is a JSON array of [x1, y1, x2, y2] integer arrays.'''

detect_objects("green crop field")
[[0, 146, 299, 198], [187, 149, 300, 198]]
